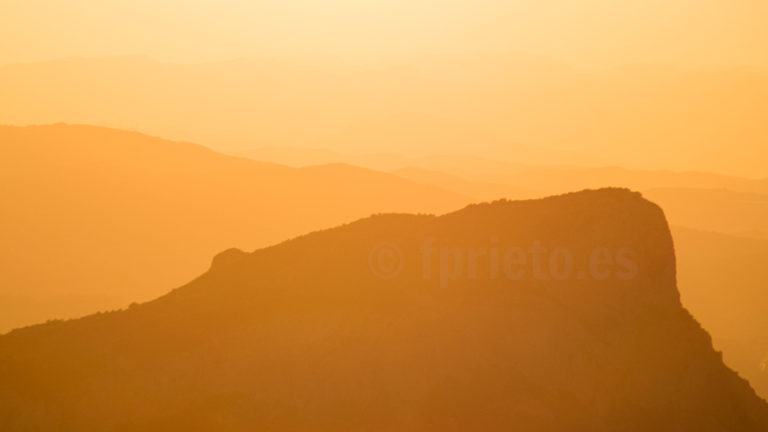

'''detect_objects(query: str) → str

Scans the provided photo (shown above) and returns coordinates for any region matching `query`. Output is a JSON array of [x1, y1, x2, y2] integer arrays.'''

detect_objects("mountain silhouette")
[[0, 124, 466, 332], [1, 189, 766, 431], [388, 165, 768, 399]]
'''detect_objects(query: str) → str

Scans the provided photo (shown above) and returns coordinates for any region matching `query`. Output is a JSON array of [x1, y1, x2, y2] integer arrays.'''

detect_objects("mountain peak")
[[1, 189, 765, 431]]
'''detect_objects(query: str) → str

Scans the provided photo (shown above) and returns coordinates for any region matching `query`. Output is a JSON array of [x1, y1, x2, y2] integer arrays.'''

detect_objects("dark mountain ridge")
[[0, 189, 766, 431]]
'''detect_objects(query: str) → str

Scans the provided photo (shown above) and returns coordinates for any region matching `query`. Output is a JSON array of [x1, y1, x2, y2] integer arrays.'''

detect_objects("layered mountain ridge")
[[1, 189, 766, 431], [0, 123, 466, 332]]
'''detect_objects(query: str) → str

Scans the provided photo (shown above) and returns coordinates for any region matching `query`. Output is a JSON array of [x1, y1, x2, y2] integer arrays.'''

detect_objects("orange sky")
[[2, 0, 768, 69]]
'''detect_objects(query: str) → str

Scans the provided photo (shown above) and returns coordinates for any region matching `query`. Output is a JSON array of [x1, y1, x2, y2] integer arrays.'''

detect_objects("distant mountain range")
[[2, 55, 768, 176], [2, 189, 766, 430]]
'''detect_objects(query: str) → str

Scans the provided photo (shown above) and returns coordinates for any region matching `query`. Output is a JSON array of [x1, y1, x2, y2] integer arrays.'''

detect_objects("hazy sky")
[[2, 0, 768, 69]]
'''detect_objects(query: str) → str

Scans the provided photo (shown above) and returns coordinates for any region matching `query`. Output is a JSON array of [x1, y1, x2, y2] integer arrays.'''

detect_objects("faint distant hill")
[[0, 189, 766, 431], [394, 167, 532, 202], [236, 148, 535, 178], [395, 165, 767, 197], [1, 55, 768, 176], [233, 146, 346, 167], [238, 149, 768, 204], [644, 188, 768, 235], [0, 124, 466, 333], [673, 227, 768, 400]]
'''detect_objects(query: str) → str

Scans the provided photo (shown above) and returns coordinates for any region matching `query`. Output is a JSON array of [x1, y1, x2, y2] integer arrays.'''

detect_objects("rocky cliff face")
[[0, 189, 766, 431]]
